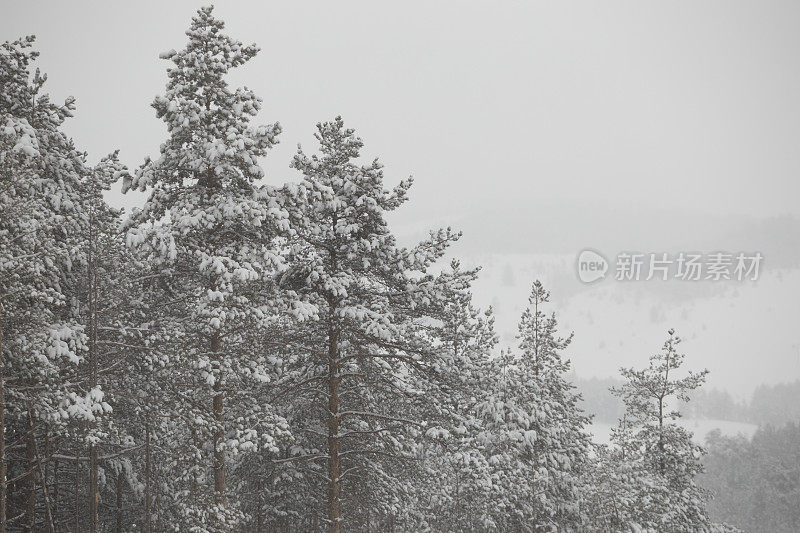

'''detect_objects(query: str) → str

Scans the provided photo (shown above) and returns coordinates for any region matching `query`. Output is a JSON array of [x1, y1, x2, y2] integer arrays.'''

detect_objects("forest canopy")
[[1, 7, 795, 533]]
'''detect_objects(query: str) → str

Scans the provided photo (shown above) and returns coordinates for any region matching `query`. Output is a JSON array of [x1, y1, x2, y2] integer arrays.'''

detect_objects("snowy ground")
[[589, 418, 758, 446], [451, 252, 800, 397]]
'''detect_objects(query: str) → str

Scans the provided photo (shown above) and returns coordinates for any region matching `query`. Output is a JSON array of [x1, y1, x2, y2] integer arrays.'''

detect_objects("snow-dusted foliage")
[[270, 116, 465, 531], [1, 35, 88, 413], [120, 6, 289, 530], [416, 262, 501, 530], [0, 35, 102, 531], [582, 329, 715, 532], [473, 281, 593, 531], [2, 8, 727, 533]]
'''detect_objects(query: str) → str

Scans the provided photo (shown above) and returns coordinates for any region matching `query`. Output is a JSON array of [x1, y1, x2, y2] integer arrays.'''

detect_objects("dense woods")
[[1, 7, 793, 532], [702, 423, 800, 533]]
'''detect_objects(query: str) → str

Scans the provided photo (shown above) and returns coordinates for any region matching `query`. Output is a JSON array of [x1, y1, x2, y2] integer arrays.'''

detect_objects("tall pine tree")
[[477, 281, 591, 531], [608, 328, 712, 531], [122, 7, 288, 529], [277, 117, 463, 531]]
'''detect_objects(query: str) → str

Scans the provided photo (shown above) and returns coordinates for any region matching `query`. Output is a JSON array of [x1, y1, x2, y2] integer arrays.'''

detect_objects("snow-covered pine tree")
[[517, 281, 592, 529], [276, 117, 463, 531], [579, 414, 673, 532], [607, 328, 712, 531], [417, 261, 499, 531], [0, 35, 114, 532], [121, 7, 288, 529], [69, 153, 150, 532], [477, 280, 591, 531], [115, 264, 197, 532]]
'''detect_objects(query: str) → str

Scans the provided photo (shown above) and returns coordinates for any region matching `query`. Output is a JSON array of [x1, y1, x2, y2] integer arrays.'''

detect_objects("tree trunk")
[[145, 420, 151, 533], [0, 289, 5, 533], [87, 216, 99, 533], [75, 436, 80, 533], [27, 410, 53, 533], [115, 468, 123, 533], [658, 344, 671, 477], [658, 397, 665, 476], [211, 333, 225, 504], [455, 470, 461, 526], [532, 468, 536, 528], [190, 427, 198, 507], [89, 443, 98, 532], [25, 417, 35, 531], [327, 314, 342, 533], [256, 477, 263, 533], [52, 460, 58, 524]]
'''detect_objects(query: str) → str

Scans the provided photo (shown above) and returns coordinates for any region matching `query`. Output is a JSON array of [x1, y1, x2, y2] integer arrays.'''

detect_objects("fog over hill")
[[389, 200, 800, 397]]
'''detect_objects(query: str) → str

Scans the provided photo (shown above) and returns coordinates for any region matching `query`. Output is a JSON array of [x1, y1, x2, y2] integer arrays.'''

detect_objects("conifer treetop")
[[124, 5, 281, 195]]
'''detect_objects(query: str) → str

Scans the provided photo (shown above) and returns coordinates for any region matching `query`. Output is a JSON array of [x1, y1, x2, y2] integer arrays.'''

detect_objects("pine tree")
[[418, 261, 499, 531], [477, 281, 591, 531], [4, 9, 777, 532], [605, 329, 712, 531], [276, 116, 463, 531], [71, 153, 148, 532], [121, 7, 287, 529], [0, 35, 109, 532], [704, 424, 799, 532]]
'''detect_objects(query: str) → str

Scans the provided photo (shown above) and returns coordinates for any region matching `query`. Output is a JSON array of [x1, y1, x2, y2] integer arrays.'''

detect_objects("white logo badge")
[[577, 249, 608, 283]]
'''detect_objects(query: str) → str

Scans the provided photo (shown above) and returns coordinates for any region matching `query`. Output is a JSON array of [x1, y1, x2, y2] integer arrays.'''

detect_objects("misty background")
[[4, 0, 798, 400]]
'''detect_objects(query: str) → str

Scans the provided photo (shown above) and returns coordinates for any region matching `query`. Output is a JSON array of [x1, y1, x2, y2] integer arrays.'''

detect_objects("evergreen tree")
[[0, 35, 109, 532], [121, 7, 288, 529], [419, 261, 499, 531], [4, 8, 784, 532], [478, 281, 592, 531], [604, 329, 712, 531], [69, 153, 134, 533], [276, 116, 463, 531], [703, 424, 800, 532]]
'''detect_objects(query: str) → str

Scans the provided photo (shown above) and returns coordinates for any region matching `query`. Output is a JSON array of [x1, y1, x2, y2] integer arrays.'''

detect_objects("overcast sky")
[[4, 1, 799, 394], [5, 1, 800, 217]]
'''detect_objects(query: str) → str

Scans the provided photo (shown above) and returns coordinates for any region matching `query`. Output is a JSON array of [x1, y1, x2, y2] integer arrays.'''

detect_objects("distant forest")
[[577, 377, 800, 532], [576, 377, 800, 427]]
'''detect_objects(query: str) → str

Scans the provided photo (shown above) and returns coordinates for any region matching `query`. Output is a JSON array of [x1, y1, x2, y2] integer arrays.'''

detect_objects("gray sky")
[[4, 1, 800, 394], [5, 1, 800, 218]]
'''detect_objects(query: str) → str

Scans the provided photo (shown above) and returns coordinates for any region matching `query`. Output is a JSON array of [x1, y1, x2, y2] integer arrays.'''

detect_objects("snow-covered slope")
[[589, 418, 758, 446], [456, 252, 800, 397]]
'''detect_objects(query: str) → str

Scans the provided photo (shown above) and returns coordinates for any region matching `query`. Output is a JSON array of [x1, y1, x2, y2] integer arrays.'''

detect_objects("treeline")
[[578, 377, 800, 428], [703, 423, 800, 532], [746, 382, 800, 427], [576, 373, 800, 531], [2, 7, 733, 532], [680, 382, 800, 427]]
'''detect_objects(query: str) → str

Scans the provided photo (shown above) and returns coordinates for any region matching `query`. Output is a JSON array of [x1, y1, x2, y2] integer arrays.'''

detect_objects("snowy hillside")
[[453, 252, 800, 396]]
